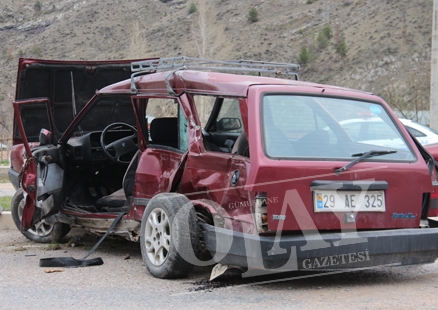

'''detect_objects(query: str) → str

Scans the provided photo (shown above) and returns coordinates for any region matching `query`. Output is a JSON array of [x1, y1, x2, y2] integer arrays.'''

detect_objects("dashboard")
[[66, 130, 134, 164]]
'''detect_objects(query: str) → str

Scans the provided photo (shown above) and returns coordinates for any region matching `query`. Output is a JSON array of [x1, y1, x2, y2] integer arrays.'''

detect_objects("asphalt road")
[[1, 228, 438, 309]]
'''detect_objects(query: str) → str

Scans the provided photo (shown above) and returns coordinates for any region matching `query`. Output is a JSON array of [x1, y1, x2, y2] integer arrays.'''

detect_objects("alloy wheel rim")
[[17, 198, 54, 237], [144, 208, 171, 266]]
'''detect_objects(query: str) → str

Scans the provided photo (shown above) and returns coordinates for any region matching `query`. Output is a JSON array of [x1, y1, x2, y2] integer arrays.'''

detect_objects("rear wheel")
[[140, 193, 199, 279], [11, 188, 70, 243]]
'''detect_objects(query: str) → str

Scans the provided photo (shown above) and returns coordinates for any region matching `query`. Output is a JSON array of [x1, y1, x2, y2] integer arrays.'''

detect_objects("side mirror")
[[39, 128, 52, 145], [217, 118, 242, 131]]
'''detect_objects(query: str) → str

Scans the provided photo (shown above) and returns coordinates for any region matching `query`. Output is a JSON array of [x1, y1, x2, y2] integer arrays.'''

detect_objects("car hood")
[[14, 57, 157, 143]]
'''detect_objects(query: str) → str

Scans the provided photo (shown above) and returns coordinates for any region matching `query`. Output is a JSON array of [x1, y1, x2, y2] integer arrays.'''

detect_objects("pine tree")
[[188, 2, 197, 14], [298, 46, 310, 64], [322, 24, 333, 40], [317, 31, 328, 49], [248, 7, 259, 23], [335, 35, 348, 58]]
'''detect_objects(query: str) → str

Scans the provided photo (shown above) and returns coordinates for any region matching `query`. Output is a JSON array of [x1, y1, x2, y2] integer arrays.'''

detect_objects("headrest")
[[150, 117, 178, 143]]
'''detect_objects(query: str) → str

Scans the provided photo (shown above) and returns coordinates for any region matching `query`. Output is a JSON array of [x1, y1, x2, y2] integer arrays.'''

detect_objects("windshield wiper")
[[334, 150, 397, 174]]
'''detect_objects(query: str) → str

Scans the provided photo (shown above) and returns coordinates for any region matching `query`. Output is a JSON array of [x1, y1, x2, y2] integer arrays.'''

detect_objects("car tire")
[[140, 193, 200, 279], [11, 188, 70, 243]]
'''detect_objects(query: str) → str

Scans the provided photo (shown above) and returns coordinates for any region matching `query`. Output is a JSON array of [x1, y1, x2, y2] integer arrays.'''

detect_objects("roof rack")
[[130, 56, 300, 94]]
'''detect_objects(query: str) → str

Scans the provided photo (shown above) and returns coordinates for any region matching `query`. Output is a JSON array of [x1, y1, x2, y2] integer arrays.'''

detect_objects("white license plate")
[[313, 190, 385, 212]]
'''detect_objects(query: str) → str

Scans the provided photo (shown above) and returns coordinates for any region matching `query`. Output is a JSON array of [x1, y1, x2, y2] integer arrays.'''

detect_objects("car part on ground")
[[39, 211, 126, 268]]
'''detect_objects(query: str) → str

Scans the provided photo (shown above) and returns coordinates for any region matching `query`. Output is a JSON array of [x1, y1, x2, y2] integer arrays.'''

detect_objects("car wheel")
[[140, 193, 199, 279], [11, 188, 70, 243]]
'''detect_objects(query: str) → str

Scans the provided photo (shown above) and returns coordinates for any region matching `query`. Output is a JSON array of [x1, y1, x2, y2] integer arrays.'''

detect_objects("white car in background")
[[399, 119, 438, 146], [333, 117, 438, 149], [336, 117, 407, 150]]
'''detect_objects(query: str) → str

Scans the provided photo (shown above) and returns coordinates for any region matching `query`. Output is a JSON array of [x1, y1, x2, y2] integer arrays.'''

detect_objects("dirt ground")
[[1, 227, 437, 309]]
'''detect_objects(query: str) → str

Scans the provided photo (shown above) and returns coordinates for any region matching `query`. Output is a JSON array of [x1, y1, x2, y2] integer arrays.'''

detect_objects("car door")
[[13, 98, 65, 231], [178, 95, 252, 232], [132, 97, 189, 202]]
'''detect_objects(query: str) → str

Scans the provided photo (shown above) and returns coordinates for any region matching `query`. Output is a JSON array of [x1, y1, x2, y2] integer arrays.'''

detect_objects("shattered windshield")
[[261, 95, 415, 161]]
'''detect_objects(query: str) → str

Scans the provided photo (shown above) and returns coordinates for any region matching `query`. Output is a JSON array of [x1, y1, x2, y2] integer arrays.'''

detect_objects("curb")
[[0, 211, 16, 230]]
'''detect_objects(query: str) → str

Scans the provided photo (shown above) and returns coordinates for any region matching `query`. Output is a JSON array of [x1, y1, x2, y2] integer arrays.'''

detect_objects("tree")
[[188, 2, 197, 14], [382, 65, 430, 123], [34, 1, 42, 12], [192, 0, 216, 58], [127, 21, 149, 59], [335, 35, 347, 57], [248, 7, 259, 23], [298, 46, 310, 64], [191, 0, 224, 123], [0, 92, 13, 136], [322, 24, 333, 40], [317, 31, 328, 49]]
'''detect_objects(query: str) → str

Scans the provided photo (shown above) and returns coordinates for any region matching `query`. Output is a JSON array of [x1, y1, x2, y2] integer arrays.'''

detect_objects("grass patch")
[[0, 196, 12, 211], [46, 242, 61, 251]]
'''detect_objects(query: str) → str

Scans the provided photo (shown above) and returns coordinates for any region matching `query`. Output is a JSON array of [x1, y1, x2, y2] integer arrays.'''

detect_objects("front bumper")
[[202, 224, 438, 271]]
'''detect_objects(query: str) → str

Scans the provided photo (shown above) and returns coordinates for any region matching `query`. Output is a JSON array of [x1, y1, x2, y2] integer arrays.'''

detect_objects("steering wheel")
[[100, 123, 138, 165]]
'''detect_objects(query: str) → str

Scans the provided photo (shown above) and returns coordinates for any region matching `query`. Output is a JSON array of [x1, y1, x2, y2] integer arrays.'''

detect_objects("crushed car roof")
[[98, 69, 373, 98]]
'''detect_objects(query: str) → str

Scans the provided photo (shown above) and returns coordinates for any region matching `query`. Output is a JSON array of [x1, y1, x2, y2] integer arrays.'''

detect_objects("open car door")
[[13, 98, 63, 231]]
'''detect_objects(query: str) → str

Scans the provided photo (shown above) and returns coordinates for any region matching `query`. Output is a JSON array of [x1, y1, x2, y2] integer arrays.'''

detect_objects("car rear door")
[[245, 85, 433, 233], [131, 97, 189, 200]]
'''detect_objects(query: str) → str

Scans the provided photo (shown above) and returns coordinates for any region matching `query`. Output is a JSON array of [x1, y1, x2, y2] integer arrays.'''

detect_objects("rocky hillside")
[[0, 0, 433, 138]]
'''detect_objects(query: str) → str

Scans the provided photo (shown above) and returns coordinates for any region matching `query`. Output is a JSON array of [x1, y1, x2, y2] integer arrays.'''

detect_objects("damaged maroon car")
[[10, 57, 438, 279]]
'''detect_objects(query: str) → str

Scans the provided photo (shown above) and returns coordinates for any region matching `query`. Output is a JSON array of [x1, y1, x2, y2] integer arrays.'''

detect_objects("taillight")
[[254, 193, 268, 233], [428, 182, 438, 217], [432, 164, 438, 182]]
